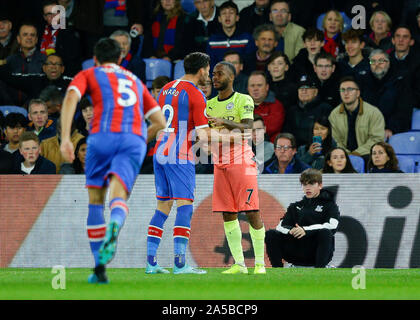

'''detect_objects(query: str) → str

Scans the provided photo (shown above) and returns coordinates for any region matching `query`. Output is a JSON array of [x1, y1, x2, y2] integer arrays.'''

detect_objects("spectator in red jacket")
[[247, 70, 285, 143]]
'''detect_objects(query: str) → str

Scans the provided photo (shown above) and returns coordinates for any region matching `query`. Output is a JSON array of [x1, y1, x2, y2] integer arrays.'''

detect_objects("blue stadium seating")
[[349, 155, 365, 173], [0, 106, 28, 117], [173, 60, 185, 79], [181, 0, 196, 14], [82, 58, 94, 70], [396, 155, 416, 173], [412, 109, 420, 130], [144, 58, 173, 88], [389, 131, 420, 169], [316, 11, 352, 32]]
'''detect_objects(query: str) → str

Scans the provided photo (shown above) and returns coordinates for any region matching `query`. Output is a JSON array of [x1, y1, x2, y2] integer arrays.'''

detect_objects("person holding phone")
[[297, 116, 336, 170]]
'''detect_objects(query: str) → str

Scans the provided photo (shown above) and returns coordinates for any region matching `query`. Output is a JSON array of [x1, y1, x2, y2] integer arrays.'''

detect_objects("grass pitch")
[[1, 268, 420, 300]]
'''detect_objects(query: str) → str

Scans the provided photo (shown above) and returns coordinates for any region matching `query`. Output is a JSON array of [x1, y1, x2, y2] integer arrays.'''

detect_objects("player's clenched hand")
[[208, 116, 225, 128], [60, 139, 75, 163]]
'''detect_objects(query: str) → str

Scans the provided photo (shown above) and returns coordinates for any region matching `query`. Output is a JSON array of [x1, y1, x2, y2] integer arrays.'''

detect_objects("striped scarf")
[[104, 0, 126, 16], [151, 13, 178, 54]]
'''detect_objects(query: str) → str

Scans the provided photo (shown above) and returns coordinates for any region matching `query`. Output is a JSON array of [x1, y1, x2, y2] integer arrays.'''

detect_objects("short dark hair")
[[314, 51, 336, 66], [94, 38, 121, 64], [253, 113, 265, 124], [219, 1, 239, 15], [39, 85, 64, 105], [267, 51, 291, 67], [339, 75, 360, 89], [19, 131, 39, 148], [342, 28, 365, 43], [300, 168, 322, 185], [223, 50, 243, 64], [4, 112, 28, 128], [302, 27, 323, 42], [183, 52, 210, 75], [215, 61, 236, 78], [152, 76, 171, 90], [18, 22, 38, 35], [270, 0, 290, 10], [393, 24, 413, 38], [249, 70, 268, 84], [79, 97, 93, 111], [42, 0, 58, 10], [274, 132, 296, 149]]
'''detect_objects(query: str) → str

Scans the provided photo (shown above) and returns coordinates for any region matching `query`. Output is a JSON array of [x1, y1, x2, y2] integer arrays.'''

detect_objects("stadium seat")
[[316, 11, 352, 32], [396, 155, 416, 173], [389, 131, 420, 168], [181, 0, 196, 14], [82, 58, 95, 70], [0, 106, 28, 117], [412, 109, 420, 130], [173, 60, 185, 79], [349, 155, 365, 173], [144, 58, 172, 88]]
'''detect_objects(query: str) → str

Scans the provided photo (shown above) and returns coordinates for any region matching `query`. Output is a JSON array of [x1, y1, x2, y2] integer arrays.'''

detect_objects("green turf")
[[1, 268, 420, 300]]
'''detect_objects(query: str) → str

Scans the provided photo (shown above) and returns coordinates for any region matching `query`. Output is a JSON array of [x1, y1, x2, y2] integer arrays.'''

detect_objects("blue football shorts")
[[85, 132, 146, 193]]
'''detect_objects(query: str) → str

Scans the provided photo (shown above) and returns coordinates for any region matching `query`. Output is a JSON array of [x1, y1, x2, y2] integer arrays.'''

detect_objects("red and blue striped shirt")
[[68, 64, 160, 138]]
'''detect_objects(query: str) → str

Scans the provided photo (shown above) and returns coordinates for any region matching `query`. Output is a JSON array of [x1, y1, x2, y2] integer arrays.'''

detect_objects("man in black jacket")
[[265, 168, 340, 268], [0, 53, 71, 105]]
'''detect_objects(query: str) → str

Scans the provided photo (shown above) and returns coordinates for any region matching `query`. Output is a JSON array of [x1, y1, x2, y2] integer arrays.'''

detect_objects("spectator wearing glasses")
[[269, 0, 305, 62], [0, 53, 72, 103], [263, 132, 310, 174], [313, 51, 341, 108], [329, 76, 385, 163], [359, 49, 414, 138]]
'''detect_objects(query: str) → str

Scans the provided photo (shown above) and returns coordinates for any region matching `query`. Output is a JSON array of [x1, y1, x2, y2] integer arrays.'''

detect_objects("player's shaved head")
[[215, 61, 236, 78], [94, 38, 121, 64]]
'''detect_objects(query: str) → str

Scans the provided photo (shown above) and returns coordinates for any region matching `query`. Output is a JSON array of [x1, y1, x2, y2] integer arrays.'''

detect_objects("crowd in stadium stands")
[[1, 0, 420, 175]]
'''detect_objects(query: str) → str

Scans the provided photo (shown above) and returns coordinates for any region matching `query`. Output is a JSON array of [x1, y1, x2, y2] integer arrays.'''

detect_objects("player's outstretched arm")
[[146, 108, 166, 143], [60, 89, 79, 162]]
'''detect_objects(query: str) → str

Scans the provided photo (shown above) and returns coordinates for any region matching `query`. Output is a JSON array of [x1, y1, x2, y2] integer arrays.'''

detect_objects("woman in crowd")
[[59, 137, 87, 174], [143, 0, 188, 62], [298, 116, 336, 170], [323, 147, 357, 173], [322, 10, 345, 58], [364, 11, 393, 54], [367, 141, 403, 173]]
